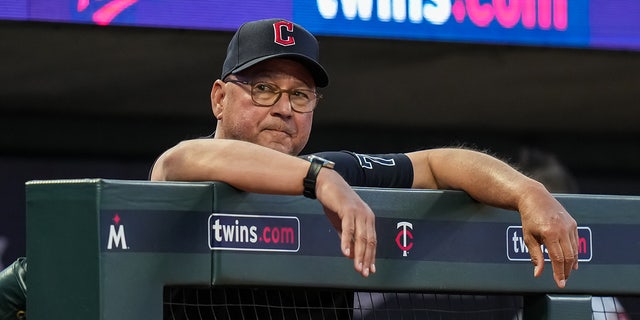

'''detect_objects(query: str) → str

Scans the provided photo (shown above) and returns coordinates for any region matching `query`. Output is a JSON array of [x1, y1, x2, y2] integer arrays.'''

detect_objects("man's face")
[[211, 58, 317, 156]]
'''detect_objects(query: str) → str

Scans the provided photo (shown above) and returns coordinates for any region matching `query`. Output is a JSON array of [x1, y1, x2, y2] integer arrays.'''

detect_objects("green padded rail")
[[25, 179, 640, 319]]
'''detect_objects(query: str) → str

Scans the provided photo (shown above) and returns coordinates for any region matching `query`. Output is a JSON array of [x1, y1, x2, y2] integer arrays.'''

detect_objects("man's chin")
[[258, 140, 295, 155], [256, 132, 298, 154]]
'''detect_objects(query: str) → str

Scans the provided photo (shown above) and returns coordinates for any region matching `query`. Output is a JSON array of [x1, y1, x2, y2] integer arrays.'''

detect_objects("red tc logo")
[[396, 221, 413, 257], [273, 21, 295, 46]]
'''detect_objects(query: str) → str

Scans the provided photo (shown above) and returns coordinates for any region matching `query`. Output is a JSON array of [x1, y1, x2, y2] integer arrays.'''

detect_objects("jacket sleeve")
[[0, 257, 27, 320]]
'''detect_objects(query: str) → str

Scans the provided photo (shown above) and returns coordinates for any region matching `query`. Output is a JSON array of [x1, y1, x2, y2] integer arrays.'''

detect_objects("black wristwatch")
[[303, 155, 335, 199]]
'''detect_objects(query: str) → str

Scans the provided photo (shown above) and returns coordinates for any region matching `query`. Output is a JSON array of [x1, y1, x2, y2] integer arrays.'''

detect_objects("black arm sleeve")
[[304, 151, 414, 188]]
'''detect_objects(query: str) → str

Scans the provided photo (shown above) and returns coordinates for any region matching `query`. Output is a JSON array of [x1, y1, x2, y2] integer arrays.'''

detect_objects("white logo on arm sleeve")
[[354, 153, 396, 169]]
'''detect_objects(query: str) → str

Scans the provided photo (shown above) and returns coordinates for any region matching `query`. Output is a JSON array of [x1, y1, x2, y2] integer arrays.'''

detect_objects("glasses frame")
[[225, 79, 322, 114]]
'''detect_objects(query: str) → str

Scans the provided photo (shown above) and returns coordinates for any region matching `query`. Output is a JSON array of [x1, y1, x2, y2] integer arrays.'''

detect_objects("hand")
[[315, 169, 377, 278], [519, 188, 579, 288]]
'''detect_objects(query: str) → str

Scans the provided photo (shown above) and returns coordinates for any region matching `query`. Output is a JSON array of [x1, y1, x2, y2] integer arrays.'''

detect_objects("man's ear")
[[211, 80, 225, 120]]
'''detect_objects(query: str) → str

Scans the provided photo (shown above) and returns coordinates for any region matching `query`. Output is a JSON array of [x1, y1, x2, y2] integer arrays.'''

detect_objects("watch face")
[[307, 155, 335, 169]]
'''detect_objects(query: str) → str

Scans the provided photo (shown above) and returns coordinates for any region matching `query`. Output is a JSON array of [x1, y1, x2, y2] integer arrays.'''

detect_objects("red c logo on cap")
[[273, 21, 295, 46]]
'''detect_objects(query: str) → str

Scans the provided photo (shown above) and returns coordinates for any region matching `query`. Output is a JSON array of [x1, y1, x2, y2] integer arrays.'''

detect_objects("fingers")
[[555, 216, 579, 286], [341, 210, 376, 278], [519, 189, 579, 288], [354, 216, 377, 277], [316, 171, 377, 278], [528, 238, 569, 288], [546, 240, 568, 288], [527, 239, 545, 278], [561, 221, 579, 280], [339, 213, 353, 258], [527, 222, 578, 289]]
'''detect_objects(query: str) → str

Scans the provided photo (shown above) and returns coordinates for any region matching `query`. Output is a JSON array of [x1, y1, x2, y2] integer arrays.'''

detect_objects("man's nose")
[[269, 92, 294, 116]]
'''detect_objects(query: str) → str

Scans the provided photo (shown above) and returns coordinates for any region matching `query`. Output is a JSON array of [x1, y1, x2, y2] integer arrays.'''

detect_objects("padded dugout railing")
[[25, 179, 640, 319]]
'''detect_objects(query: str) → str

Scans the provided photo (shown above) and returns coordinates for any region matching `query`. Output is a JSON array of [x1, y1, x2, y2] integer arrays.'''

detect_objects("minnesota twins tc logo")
[[396, 222, 414, 257]]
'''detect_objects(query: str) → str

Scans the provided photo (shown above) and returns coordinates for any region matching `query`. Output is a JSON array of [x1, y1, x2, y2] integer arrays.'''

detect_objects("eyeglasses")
[[225, 79, 322, 113]]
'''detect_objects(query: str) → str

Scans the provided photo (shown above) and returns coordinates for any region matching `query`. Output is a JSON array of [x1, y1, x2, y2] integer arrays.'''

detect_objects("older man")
[[151, 18, 578, 288]]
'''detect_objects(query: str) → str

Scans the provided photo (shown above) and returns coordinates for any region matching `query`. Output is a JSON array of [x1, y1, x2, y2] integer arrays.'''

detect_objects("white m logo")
[[107, 225, 128, 250]]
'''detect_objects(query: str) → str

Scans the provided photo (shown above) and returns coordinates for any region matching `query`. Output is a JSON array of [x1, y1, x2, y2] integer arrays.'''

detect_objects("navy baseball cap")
[[221, 18, 329, 87]]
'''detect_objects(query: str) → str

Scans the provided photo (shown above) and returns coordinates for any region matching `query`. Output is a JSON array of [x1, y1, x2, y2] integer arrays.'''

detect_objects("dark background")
[[1, 20, 639, 269]]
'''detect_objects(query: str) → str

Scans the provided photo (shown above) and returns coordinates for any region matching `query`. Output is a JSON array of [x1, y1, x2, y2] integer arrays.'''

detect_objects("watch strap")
[[303, 158, 324, 199]]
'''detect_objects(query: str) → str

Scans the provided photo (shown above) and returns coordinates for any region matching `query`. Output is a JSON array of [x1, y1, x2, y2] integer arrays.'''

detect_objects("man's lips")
[[262, 128, 294, 137]]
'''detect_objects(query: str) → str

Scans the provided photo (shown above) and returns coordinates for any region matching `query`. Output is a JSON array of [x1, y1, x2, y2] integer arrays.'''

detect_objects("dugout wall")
[[25, 179, 640, 319]]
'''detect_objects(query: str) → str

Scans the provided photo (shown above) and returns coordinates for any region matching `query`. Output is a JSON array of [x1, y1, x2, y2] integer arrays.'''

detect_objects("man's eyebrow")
[[241, 69, 316, 88]]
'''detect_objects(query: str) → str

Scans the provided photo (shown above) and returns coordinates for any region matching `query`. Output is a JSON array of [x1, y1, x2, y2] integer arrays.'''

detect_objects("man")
[[151, 18, 578, 289]]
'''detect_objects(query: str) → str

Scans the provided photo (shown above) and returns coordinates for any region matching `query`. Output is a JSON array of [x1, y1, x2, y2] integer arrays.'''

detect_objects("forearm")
[[409, 148, 578, 288], [150, 139, 309, 195], [407, 148, 546, 211], [152, 139, 377, 277]]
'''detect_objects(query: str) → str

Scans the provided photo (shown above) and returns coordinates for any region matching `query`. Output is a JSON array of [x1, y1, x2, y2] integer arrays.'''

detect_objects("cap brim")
[[228, 53, 329, 88]]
